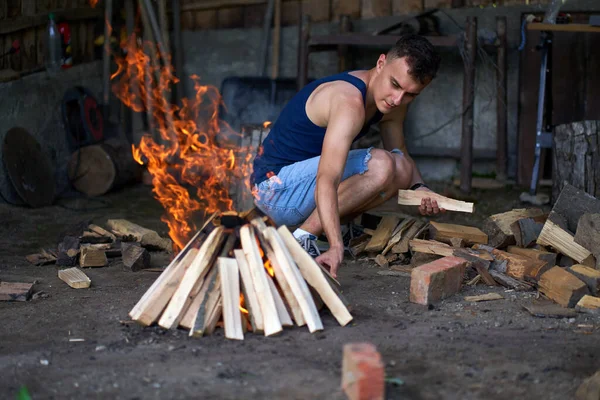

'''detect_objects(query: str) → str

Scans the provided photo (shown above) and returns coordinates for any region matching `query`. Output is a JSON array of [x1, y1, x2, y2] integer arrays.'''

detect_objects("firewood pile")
[[128, 211, 353, 339], [25, 219, 174, 288], [352, 183, 600, 312]]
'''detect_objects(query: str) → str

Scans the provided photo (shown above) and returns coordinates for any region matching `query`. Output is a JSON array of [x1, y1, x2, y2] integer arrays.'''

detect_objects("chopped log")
[[510, 217, 545, 248], [506, 246, 557, 278], [575, 370, 600, 400], [409, 239, 455, 257], [57, 236, 80, 267], [264, 227, 323, 333], [482, 208, 544, 248], [240, 225, 283, 336], [452, 248, 497, 286], [522, 302, 577, 318], [473, 245, 544, 280], [568, 265, 600, 295], [374, 254, 388, 268], [574, 213, 600, 266], [159, 226, 226, 329], [381, 218, 415, 256], [450, 238, 465, 248], [550, 182, 600, 233], [0, 282, 33, 301], [397, 189, 474, 213], [429, 221, 488, 246], [364, 215, 400, 253], [107, 219, 173, 252], [537, 212, 595, 266], [349, 234, 371, 257], [488, 270, 532, 291], [218, 257, 244, 340], [58, 267, 91, 289], [80, 246, 108, 268], [266, 273, 294, 327], [121, 242, 151, 271], [576, 295, 600, 311], [234, 249, 264, 333], [128, 226, 207, 324], [392, 220, 427, 254], [277, 226, 353, 326], [538, 266, 590, 307], [464, 293, 503, 302], [88, 224, 117, 241], [26, 249, 57, 266], [79, 231, 112, 244], [179, 265, 217, 330]]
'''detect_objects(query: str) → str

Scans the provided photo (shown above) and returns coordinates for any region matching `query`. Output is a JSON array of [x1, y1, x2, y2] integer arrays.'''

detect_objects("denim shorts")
[[253, 147, 403, 227]]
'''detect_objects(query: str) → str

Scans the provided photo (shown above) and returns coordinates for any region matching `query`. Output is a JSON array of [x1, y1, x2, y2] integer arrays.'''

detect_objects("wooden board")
[[303, 0, 330, 22], [218, 257, 244, 340], [217, 6, 244, 29], [429, 221, 488, 246], [266, 246, 305, 326], [266, 273, 294, 327], [277, 226, 353, 326], [398, 190, 474, 213], [58, 267, 91, 289], [0, 282, 33, 301], [234, 249, 264, 333], [179, 265, 217, 330]]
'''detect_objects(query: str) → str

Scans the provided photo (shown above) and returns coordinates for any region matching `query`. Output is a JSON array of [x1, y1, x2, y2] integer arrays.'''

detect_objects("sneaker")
[[341, 222, 365, 248], [296, 234, 321, 258]]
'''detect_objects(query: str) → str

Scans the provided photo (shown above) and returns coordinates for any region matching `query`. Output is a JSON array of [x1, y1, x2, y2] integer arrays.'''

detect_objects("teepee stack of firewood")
[[128, 211, 353, 340]]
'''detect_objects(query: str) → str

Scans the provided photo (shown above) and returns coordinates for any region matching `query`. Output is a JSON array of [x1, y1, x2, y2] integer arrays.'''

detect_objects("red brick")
[[341, 343, 385, 400], [410, 256, 467, 305]]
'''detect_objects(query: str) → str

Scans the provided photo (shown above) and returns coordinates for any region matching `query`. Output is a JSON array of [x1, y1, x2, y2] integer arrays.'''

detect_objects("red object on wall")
[[58, 22, 73, 69]]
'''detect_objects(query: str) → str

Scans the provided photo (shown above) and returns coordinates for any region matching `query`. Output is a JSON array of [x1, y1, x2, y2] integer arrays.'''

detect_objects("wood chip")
[[464, 293, 503, 302]]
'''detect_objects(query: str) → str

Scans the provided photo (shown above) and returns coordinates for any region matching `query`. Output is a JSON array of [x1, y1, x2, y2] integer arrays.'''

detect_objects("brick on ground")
[[341, 342, 385, 400], [410, 256, 468, 305]]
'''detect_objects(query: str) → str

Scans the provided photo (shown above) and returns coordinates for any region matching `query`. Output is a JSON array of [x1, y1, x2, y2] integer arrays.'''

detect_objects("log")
[[79, 231, 113, 244], [482, 208, 544, 248], [409, 239, 455, 257], [57, 236, 80, 267], [364, 215, 400, 253], [58, 267, 91, 289], [0, 282, 33, 301], [121, 242, 151, 271], [506, 246, 557, 278], [107, 219, 172, 252], [88, 224, 117, 241], [26, 249, 57, 266], [510, 217, 545, 248], [549, 182, 600, 234], [397, 189, 474, 213], [218, 257, 244, 340], [537, 213, 595, 266], [80, 246, 108, 268], [538, 266, 589, 308], [488, 270, 532, 291], [452, 248, 497, 286], [391, 220, 427, 254], [473, 244, 545, 280], [552, 121, 600, 202], [381, 218, 415, 256], [574, 213, 600, 267], [68, 138, 144, 197], [568, 265, 600, 295], [429, 221, 488, 246], [576, 295, 600, 311]]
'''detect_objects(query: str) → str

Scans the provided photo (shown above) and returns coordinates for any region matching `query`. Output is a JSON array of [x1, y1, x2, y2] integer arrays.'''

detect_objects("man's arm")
[[315, 91, 365, 275]]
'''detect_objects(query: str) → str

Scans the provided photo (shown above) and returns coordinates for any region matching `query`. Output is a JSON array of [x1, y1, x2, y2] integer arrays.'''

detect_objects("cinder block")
[[410, 256, 467, 305], [341, 342, 384, 400]]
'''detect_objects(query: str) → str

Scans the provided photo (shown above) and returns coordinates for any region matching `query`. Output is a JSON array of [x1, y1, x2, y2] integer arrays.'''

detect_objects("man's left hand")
[[416, 186, 446, 216]]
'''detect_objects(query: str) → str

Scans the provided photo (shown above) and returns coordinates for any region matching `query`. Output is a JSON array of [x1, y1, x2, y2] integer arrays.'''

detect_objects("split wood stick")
[[240, 224, 282, 336], [277, 226, 353, 326], [266, 273, 294, 326], [58, 267, 91, 289], [158, 226, 226, 329], [429, 221, 488, 245], [392, 220, 427, 254], [88, 224, 117, 241], [204, 297, 223, 335], [398, 189, 474, 213], [409, 239, 455, 257], [189, 267, 221, 336], [381, 218, 415, 256], [218, 257, 244, 340], [80, 246, 108, 267], [537, 217, 594, 265], [234, 249, 264, 333], [264, 227, 323, 332], [160, 267, 206, 329], [364, 215, 400, 253], [128, 213, 216, 321], [107, 219, 173, 252], [179, 265, 216, 329]]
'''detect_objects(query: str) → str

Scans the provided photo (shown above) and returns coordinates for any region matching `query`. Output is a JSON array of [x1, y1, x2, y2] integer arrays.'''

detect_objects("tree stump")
[[552, 120, 600, 202]]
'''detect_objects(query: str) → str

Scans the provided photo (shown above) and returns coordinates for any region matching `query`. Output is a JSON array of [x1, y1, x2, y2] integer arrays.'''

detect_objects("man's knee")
[[366, 149, 395, 188]]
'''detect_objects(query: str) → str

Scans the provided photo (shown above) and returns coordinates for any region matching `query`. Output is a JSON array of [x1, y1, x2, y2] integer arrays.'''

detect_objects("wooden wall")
[[0, 0, 103, 74], [179, 0, 556, 30]]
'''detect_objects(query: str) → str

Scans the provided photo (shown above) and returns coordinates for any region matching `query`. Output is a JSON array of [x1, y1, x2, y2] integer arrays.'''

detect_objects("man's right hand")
[[315, 245, 344, 279]]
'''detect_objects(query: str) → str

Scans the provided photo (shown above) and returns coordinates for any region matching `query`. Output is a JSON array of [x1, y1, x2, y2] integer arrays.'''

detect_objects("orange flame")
[[111, 36, 256, 251], [89, 0, 98, 8], [264, 260, 275, 277], [239, 294, 248, 315]]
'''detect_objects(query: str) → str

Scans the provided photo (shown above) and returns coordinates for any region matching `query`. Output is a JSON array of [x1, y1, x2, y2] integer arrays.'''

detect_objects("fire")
[[111, 35, 256, 251], [89, 0, 98, 7], [239, 294, 248, 315]]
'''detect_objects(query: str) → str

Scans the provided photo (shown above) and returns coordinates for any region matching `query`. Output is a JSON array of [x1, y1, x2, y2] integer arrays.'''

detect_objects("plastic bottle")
[[46, 12, 62, 75]]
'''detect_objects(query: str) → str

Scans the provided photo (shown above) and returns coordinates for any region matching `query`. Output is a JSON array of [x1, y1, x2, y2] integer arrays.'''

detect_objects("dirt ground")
[[1, 182, 599, 400]]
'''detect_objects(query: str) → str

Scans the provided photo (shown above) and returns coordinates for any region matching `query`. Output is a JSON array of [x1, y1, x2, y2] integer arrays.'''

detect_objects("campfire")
[[128, 211, 353, 339]]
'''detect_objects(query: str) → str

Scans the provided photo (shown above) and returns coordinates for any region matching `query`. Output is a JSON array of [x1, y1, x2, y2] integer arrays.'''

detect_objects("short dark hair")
[[386, 34, 441, 84]]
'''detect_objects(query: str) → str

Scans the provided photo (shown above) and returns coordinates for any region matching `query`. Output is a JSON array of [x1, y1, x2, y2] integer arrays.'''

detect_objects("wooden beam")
[[182, 0, 265, 12], [398, 190, 474, 213], [219, 257, 244, 340], [527, 23, 600, 33]]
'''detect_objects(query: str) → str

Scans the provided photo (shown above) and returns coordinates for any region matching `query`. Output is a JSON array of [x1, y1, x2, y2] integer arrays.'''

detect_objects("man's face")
[[374, 55, 430, 114]]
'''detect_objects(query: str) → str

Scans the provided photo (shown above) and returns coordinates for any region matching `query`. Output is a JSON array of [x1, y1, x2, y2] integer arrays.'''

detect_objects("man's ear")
[[376, 54, 387, 71]]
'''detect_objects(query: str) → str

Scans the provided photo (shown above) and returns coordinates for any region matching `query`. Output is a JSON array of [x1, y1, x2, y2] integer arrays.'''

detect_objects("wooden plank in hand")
[[219, 257, 244, 340], [398, 190, 474, 213], [277, 226, 353, 326]]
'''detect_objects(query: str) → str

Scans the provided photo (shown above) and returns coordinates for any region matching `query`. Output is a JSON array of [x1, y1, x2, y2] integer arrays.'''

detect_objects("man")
[[251, 34, 443, 278]]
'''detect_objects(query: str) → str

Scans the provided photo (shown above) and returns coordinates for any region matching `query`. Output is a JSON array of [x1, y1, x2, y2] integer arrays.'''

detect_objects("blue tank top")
[[251, 71, 383, 185]]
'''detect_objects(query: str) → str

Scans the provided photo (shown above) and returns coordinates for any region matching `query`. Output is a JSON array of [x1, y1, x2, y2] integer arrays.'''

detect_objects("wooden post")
[[103, 0, 114, 121], [338, 14, 351, 72], [496, 16, 508, 181], [460, 16, 477, 194], [297, 14, 311, 91], [271, 0, 282, 79]]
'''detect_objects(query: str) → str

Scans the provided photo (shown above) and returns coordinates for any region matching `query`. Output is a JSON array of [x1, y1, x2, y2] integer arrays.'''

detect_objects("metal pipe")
[[460, 16, 477, 194], [496, 16, 508, 181]]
